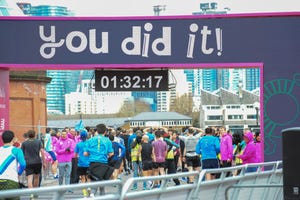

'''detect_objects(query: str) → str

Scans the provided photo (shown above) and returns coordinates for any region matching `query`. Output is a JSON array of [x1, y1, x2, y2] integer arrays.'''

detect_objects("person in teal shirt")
[[84, 124, 114, 181], [75, 130, 90, 182], [196, 127, 220, 180]]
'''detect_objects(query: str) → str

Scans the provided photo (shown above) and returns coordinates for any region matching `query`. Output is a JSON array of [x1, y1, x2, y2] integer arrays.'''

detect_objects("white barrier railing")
[[0, 180, 122, 200], [190, 161, 283, 200], [0, 161, 283, 200], [120, 161, 283, 200]]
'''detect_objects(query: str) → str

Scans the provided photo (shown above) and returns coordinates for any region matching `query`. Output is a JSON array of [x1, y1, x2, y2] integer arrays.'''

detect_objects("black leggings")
[[165, 159, 180, 185]]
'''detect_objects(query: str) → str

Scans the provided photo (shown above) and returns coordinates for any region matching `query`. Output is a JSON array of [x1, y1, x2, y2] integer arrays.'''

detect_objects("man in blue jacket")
[[196, 127, 220, 180]]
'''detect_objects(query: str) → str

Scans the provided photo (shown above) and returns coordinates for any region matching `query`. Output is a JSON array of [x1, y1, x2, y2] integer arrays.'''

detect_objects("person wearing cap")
[[237, 129, 257, 172], [74, 130, 90, 197], [75, 130, 90, 182]]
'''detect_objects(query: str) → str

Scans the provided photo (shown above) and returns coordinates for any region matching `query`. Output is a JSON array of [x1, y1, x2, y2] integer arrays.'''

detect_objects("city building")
[[47, 70, 94, 114], [0, 0, 23, 16], [200, 88, 260, 132], [65, 80, 131, 115], [229, 68, 260, 92], [245, 68, 260, 91], [17, 3, 73, 16], [184, 68, 259, 99], [192, 2, 230, 15], [156, 91, 169, 112], [131, 69, 191, 112], [184, 69, 198, 95], [129, 111, 192, 128], [46, 70, 70, 114], [132, 91, 157, 112], [48, 117, 128, 129], [184, 68, 230, 95], [48, 111, 193, 130], [229, 68, 245, 91]]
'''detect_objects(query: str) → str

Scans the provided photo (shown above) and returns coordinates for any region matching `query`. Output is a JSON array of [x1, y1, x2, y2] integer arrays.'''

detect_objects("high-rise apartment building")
[[229, 69, 244, 92], [245, 68, 260, 91], [183, 69, 196, 95], [202, 69, 230, 92], [229, 68, 260, 92], [184, 68, 230, 95], [65, 80, 131, 115], [132, 92, 157, 112], [46, 71, 70, 114]]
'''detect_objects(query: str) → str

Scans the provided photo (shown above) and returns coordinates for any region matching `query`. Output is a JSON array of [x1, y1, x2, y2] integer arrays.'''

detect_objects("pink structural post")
[[0, 70, 9, 146]]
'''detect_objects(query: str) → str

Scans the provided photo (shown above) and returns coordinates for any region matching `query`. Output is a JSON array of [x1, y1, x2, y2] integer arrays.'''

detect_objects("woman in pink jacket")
[[237, 131, 257, 173]]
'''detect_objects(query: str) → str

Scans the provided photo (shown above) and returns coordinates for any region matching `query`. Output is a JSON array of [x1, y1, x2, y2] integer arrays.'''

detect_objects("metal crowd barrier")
[[120, 161, 283, 200], [191, 161, 283, 200], [0, 180, 122, 200], [121, 171, 200, 200], [0, 161, 283, 200]]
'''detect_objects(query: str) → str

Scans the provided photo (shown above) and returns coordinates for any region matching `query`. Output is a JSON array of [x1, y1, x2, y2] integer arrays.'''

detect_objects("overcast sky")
[[14, 0, 300, 16]]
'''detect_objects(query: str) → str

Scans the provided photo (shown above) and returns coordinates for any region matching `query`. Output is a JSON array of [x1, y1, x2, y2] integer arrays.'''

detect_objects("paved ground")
[[19, 170, 187, 199], [18, 172, 135, 199]]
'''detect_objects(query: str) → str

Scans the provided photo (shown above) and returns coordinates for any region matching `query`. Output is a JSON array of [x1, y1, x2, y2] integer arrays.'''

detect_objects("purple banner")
[[0, 70, 9, 146], [1, 14, 300, 161]]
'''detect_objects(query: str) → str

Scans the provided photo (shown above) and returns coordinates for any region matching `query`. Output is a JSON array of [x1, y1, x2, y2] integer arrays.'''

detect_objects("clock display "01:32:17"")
[[95, 70, 169, 91]]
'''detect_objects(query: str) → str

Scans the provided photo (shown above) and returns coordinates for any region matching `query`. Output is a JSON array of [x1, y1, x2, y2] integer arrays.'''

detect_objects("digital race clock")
[[95, 70, 169, 91]]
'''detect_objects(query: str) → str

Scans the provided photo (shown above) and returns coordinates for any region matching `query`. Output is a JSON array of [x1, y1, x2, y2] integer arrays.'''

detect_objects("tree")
[[191, 111, 200, 127], [116, 99, 151, 117], [170, 93, 200, 127], [170, 93, 193, 116]]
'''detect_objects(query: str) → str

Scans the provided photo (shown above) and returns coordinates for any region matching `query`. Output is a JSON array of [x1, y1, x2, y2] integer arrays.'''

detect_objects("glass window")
[[247, 115, 256, 119], [207, 115, 223, 120], [228, 115, 243, 120]]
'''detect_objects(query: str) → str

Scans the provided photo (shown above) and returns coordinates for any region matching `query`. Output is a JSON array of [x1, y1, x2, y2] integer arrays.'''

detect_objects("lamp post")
[[253, 102, 260, 127], [255, 107, 259, 126]]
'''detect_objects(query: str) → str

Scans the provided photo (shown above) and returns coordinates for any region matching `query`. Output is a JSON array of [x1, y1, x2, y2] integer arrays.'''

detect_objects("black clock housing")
[[95, 70, 169, 91]]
